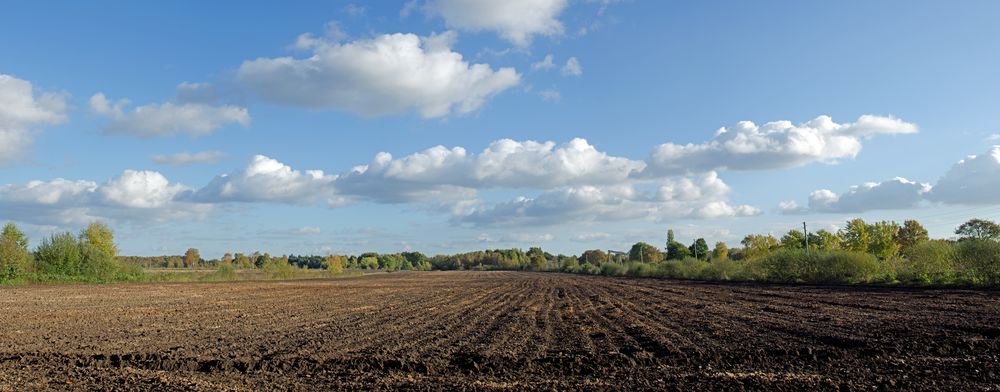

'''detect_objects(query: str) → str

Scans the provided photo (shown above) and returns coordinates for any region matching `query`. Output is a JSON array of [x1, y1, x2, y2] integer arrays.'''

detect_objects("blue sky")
[[2, 1, 1000, 257]]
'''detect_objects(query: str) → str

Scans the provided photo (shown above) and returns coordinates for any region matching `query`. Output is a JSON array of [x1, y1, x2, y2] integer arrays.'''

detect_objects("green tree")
[[780, 230, 806, 249], [741, 234, 778, 260], [360, 256, 379, 270], [955, 218, 1000, 241], [711, 241, 729, 260], [234, 253, 251, 268], [0, 223, 31, 280], [2, 222, 29, 250], [34, 232, 83, 275], [629, 242, 664, 263], [221, 252, 233, 266], [80, 222, 117, 259], [665, 229, 689, 260], [839, 218, 870, 252], [579, 249, 607, 265], [809, 229, 840, 251], [896, 219, 929, 256], [868, 221, 901, 260], [689, 238, 709, 260]]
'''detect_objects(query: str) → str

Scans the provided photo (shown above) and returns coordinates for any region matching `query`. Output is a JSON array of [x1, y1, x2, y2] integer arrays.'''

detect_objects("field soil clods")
[[1, 271, 998, 390]]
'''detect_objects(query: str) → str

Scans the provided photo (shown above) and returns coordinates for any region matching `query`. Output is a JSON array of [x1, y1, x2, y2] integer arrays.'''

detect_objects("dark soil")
[[1, 271, 997, 390]]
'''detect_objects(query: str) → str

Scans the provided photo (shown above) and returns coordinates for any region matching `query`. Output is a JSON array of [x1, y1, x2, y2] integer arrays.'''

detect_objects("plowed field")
[[1, 271, 998, 390]]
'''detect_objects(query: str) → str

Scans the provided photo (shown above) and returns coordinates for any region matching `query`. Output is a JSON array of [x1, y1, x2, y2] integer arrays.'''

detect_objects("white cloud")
[[297, 226, 322, 234], [538, 89, 561, 102], [335, 138, 645, 203], [0, 171, 208, 226], [152, 151, 228, 166], [783, 177, 930, 214], [424, 0, 568, 47], [532, 54, 555, 71], [927, 146, 1000, 205], [90, 93, 250, 137], [644, 115, 917, 176], [0, 74, 68, 162], [454, 172, 758, 226], [561, 57, 582, 77], [193, 155, 339, 205], [237, 30, 520, 118], [343, 4, 365, 17], [570, 232, 610, 242]]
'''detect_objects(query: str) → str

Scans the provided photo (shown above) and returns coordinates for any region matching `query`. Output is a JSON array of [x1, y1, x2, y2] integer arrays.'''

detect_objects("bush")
[[600, 263, 626, 276], [896, 240, 955, 284], [79, 243, 119, 280], [750, 249, 878, 284], [701, 258, 749, 281], [0, 237, 31, 281], [34, 232, 83, 276], [560, 258, 580, 273], [955, 239, 1000, 285], [579, 262, 600, 275]]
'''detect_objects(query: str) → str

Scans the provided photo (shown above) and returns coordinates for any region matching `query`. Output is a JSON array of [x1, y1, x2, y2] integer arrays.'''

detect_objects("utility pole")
[[803, 221, 809, 255]]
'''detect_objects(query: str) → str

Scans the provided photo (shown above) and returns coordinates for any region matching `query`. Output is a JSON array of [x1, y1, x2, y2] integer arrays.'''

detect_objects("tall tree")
[[741, 234, 777, 259], [955, 219, 1000, 241], [711, 241, 729, 260], [840, 218, 870, 252], [80, 222, 117, 259], [579, 249, 608, 265], [630, 242, 665, 263], [689, 238, 709, 260], [2, 222, 28, 250], [868, 221, 901, 259], [896, 219, 929, 255], [183, 248, 201, 268], [780, 230, 806, 249], [0, 223, 30, 280]]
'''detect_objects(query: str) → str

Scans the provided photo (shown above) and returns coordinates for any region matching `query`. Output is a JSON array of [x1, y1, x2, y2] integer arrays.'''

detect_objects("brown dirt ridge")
[[0, 271, 997, 391]]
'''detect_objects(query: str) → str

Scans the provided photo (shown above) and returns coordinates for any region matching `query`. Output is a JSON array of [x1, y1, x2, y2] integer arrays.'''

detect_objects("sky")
[[2, 1, 1000, 257]]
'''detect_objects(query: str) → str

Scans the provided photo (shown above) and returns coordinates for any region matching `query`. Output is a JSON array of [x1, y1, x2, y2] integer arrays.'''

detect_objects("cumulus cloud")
[[424, 0, 568, 47], [89, 92, 250, 137], [335, 138, 645, 203], [643, 115, 917, 176], [152, 151, 228, 166], [561, 57, 582, 77], [0, 74, 68, 162], [927, 146, 1000, 205], [192, 155, 339, 205], [792, 177, 931, 214], [237, 30, 520, 118], [455, 172, 759, 226], [0, 171, 208, 226]]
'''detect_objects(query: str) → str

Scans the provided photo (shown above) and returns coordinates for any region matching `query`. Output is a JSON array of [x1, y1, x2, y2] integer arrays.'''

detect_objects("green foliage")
[[895, 240, 955, 284], [34, 232, 83, 275], [360, 256, 379, 270], [579, 249, 607, 265], [79, 242, 119, 280], [741, 234, 777, 260], [630, 242, 664, 263], [780, 230, 806, 249], [325, 255, 346, 274], [868, 221, 901, 260], [840, 218, 870, 252], [0, 223, 31, 281], [955, 239, 1000, 285], [711, 241, 729, 261], [600, 262, 626, 276], [689, 238, 709, 260], [81, 222, 118, 259], [579, 262, 601, 275], [2, 222, 29, 250], [666, 240, 689, 261], [896, 219, 929, 256], [809, 229, 840, 251], [749, 249, 879, 284], [559, 257, 580, 273], [956, 219, 1000, 241]]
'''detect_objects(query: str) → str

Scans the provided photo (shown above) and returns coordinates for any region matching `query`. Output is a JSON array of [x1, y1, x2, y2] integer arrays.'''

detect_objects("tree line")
[[3, 217, 1000, 285]]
